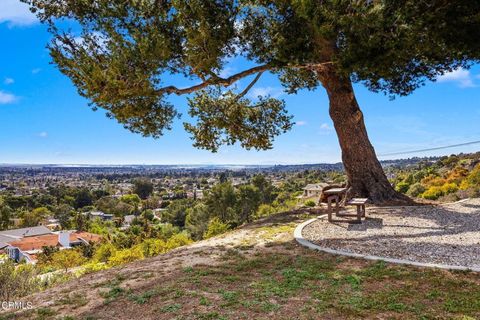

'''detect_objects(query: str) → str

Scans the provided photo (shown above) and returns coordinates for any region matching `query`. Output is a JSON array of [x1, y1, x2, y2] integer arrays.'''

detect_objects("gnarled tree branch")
[[156, 61, 333, 96], [156, 64, 272, 95], [237, 71, 263, 99]]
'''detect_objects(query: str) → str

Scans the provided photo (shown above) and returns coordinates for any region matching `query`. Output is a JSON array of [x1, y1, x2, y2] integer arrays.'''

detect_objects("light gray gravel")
[[302, 198, 480, 269]]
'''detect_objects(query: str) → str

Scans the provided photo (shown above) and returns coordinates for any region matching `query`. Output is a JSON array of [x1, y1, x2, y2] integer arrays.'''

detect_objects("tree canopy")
[[23, 0, 480, 151], [133, 179, 154, 199]]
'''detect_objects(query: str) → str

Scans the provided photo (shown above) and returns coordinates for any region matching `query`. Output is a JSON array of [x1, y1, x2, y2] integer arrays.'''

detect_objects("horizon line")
[[0, 156, 443, 167]]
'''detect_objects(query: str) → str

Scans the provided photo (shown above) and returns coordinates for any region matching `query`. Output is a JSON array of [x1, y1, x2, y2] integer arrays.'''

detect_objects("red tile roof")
[[8, 234, 59, 251], [8, 232, 102, 252], [73, 232, 102, 243]]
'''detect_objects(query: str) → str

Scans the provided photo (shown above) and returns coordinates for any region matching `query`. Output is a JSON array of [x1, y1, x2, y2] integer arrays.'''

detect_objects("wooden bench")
[[323, 188, 348, 222], [340, 198, 368, 223]]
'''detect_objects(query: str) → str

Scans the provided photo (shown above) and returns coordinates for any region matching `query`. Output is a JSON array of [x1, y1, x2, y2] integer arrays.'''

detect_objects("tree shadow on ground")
[[459, 203, 480, 210]]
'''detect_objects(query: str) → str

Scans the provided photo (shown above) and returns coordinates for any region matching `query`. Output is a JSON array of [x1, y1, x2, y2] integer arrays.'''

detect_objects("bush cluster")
[[392, 156, 480, 201]]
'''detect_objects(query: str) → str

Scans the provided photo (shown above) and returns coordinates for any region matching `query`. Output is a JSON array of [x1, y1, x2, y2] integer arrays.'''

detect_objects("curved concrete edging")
[[294, 215, 480, 273]]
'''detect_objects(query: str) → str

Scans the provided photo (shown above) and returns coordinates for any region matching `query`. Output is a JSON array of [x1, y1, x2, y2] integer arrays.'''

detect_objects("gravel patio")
[[302, 198, 480, 269]]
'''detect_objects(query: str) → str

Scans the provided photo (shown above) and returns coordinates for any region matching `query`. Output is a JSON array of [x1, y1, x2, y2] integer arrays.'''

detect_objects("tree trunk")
[[317, 66, 413, 205]]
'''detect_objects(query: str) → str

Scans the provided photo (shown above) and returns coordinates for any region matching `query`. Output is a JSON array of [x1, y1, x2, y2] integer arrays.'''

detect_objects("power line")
[[378, 140, 480, 157]]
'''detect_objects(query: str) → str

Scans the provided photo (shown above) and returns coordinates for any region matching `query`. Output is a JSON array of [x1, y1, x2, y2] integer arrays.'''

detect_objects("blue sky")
[[1, 1, 479, 165]]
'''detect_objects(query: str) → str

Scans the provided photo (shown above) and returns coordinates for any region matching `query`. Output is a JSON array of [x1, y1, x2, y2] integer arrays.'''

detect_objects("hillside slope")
[[3, 208, 480, 320]]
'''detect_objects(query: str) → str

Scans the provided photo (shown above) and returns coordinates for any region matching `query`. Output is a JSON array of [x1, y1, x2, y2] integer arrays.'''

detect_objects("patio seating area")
[[301, 198, 480, 270]]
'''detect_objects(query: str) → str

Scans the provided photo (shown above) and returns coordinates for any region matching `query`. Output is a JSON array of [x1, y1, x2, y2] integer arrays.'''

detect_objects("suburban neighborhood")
[[1, 0, 480, 319]]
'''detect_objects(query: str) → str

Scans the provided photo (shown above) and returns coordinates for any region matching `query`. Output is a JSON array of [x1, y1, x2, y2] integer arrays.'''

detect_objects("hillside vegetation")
[[2, 209, 480, 320], [389, 152, 480, 202]]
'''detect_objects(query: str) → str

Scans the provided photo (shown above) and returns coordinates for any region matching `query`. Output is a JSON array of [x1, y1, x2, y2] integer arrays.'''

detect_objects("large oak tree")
[[24, 0, 480, 203]]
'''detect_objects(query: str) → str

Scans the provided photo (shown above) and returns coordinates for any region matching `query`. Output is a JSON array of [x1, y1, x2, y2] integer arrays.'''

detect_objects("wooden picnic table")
[[344, 198, 368, 223], [323, 187, 347, 222]]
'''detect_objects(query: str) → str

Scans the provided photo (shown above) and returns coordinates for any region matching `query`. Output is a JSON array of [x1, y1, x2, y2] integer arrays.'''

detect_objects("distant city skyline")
[[1, 0, 480, 165]]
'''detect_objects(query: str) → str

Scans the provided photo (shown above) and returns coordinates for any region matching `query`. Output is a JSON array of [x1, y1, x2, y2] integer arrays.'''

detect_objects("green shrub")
[[139, 238, 167, 257], [162, 199, 193, 228], [406, 183, 425, 197], [93, 242, 117, 263], [395, 181, 410, 194], [460, 164, 480, 190], [77, 262, 108, 276], [304, 200, 316, 207], [185, 204, 210, 240], [441, 183, 458, 195], [422, 186, 444, 200], [108, 247, 144, 267], [204, 217, 229, 239], [404, 174, 415, 185], [0, 260, 41, 300], [255, 204, 277, 218], [51, 249, 86, 272], [412, 170, 427, 183], [165, 233, 192, 250], [156, 223, 180, 241]]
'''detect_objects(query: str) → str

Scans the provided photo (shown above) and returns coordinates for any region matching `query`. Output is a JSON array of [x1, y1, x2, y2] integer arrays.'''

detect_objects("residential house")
[[0, 226, 53, 253], [40, 217, 61, 230], [5, 230, 101, 264], [121, 215, 136, 229], [85, 211, 114, 221], [302, 183, 329, 198]]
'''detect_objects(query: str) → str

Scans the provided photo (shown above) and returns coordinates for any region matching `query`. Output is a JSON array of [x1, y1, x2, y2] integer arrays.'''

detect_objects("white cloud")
[[296, 121, 307, 126], [248, 86, 284, 99], [32, 68, 41, 74], [320, 123, 332, 130], [0, 91, 17, 104], [4, 78, 14, 85], [218, 66, 235, 78], [318, 123, 334, 135], [437, 68, 476, 88], [38, 132, 48, 138], [0, 0, 38, 27]]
